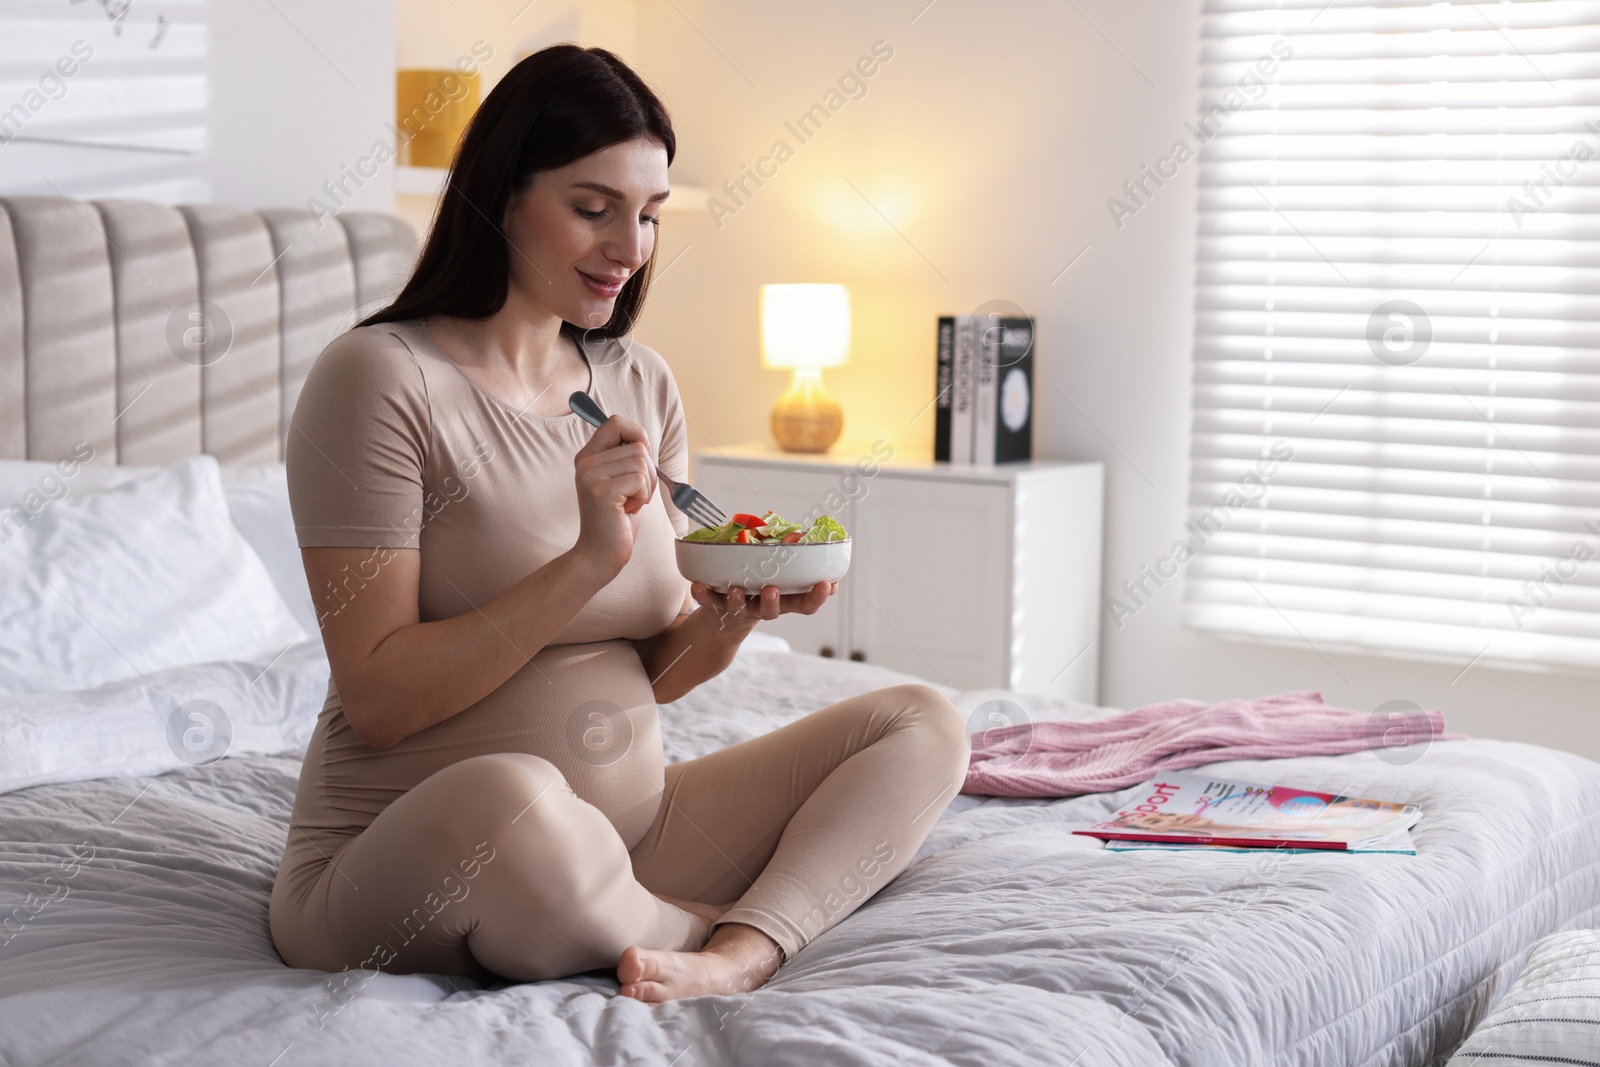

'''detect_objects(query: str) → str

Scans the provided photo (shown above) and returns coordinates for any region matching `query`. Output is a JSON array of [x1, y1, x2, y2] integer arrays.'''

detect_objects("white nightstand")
[[691, 443, 1104, 704]]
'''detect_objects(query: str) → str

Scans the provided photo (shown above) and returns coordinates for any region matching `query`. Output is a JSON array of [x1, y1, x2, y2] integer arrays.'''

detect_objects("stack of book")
[[1073, 772, 1423, 854], [935, 314, 1035, 465]]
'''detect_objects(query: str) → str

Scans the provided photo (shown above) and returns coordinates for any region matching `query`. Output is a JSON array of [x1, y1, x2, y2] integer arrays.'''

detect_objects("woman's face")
[[503, 135, 670, 328]]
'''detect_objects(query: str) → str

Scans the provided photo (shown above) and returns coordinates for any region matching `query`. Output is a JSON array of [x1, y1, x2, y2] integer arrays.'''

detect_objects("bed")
[[2, 197, 1599, 1067], [3, 643, 1599, 1066]]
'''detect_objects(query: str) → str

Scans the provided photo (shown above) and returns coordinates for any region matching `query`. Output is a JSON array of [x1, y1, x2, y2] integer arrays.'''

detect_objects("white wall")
[[396, 0, 635, 93], [207, 0, 395, 213], [626, 0, 1600, 760]]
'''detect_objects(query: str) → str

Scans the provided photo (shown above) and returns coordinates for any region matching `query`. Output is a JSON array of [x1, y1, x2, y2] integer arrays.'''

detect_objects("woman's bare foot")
[[649, 890, 729, 928], [617, 922, 783, 1003]]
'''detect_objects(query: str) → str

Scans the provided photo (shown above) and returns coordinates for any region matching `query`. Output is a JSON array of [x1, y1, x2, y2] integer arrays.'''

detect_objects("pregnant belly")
[[307, 639, 668, 852]]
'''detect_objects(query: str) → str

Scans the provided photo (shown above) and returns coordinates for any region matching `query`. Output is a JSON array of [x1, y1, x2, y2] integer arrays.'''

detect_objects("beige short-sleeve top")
[[275, 319, 694, 899], [286, 317, 692, 633]]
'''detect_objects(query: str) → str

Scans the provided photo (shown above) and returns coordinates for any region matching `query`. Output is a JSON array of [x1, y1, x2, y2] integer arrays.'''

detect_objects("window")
[[1186, 0, 1600, 671]]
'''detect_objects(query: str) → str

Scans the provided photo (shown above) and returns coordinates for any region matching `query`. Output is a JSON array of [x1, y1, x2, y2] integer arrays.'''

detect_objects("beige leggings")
[[295, 683, 969, 982]]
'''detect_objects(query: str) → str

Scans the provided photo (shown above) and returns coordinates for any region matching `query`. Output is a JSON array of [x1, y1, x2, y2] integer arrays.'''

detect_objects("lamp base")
[[771, 367, 843, 453]]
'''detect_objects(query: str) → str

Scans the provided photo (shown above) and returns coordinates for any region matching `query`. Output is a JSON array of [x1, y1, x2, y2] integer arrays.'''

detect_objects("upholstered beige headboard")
[[0, 197, 417, 466]]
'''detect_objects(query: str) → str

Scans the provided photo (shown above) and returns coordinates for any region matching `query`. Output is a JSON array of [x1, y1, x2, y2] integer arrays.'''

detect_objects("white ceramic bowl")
[[674, 537, 852, 595]]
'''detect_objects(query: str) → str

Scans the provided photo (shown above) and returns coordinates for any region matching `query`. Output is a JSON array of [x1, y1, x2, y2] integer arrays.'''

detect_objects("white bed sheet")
[[1, 648, 1597, 1067]]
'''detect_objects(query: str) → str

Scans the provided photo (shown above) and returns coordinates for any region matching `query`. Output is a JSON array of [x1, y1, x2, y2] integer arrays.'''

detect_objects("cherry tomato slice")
[[731, 513, 766, 528], [781, 531, 803, 544]]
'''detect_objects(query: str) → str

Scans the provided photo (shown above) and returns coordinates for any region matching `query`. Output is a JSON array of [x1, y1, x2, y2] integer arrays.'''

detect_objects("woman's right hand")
[[571, 413, 657, 579]]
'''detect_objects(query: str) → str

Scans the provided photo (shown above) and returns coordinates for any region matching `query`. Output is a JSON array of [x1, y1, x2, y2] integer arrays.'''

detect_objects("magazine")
[[1104, 828, 1417, 855], [1073, 772, 1422, 852]]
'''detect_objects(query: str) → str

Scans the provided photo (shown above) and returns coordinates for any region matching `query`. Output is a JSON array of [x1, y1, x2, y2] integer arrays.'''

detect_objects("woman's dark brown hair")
[[358, 45, 675, 340]]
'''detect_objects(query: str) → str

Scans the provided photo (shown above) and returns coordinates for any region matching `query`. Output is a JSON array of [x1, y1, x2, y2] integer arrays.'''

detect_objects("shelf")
[[699, 442, 1098, 485]]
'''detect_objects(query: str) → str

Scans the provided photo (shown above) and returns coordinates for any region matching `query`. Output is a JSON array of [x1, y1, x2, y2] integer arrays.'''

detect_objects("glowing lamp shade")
[[761, 284, 851, 370], [761, 284, 850, 453]]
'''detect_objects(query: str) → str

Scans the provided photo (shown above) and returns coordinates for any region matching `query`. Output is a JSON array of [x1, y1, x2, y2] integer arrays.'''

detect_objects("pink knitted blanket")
[[961, 689, 1467, 798]]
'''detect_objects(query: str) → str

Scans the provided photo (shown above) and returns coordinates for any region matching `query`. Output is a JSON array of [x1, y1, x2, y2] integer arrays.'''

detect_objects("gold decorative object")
[[761, 284, 850, 453], [396, 68, 480, 169]]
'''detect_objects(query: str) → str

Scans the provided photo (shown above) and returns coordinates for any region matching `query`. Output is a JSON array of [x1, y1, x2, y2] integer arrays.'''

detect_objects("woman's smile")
[[578, 268, 627, 299]]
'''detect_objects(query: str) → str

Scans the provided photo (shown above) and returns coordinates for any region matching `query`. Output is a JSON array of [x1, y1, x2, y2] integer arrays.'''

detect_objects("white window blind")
[[1187, 0, 1600, 671]]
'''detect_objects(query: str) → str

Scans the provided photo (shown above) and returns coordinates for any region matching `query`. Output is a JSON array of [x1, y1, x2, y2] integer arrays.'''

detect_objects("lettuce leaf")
[[798, 515, 848, 543], [683, 520, 742, 543], [753, 511, 803, 539], [684, 512, 849, 543]]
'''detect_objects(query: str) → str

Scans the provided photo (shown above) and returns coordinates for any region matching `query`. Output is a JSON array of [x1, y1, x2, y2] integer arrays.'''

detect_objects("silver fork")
[[568, 391, 730, 531]]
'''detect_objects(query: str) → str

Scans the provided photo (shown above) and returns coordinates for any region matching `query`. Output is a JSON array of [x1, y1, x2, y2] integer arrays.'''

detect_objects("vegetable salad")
[[683, 510, 849, 545]]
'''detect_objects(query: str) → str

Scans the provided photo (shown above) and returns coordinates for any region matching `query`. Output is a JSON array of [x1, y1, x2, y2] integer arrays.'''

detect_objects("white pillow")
[[1448, 928, 1600, 1061], [0, 454, 318, 639], [1, 457, 321, 641], [217, 464, 319, 636], [0, 452, 148, 510], [0, 637, 331, 797], [0, 454, 309, 695]]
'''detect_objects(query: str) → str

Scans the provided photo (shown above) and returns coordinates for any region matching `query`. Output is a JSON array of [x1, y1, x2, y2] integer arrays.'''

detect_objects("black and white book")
[[983, 315, 1033, 465], [973, 319, 998, 465], [934, 316, 954, 463], [949, 316, 976, 464]]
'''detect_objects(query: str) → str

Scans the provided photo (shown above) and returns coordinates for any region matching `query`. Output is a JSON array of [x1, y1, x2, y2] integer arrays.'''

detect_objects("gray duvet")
[[2, 650, 1597, 1067]]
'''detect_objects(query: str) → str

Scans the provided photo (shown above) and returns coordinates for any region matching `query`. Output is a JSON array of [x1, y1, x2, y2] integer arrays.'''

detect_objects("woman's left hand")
[[691, 580, 838, 636]]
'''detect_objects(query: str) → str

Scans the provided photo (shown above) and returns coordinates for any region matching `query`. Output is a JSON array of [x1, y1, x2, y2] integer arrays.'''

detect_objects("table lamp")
[[761, 283, 850, 453]]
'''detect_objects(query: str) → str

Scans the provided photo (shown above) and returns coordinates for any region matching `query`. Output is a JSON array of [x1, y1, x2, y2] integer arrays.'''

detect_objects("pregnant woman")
[[268, 44, 970, 1003]]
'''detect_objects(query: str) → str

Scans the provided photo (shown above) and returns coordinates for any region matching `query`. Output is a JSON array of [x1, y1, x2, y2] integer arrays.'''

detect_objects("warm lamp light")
[[761, 284, 850, 452], [396, 68, 481, 168]]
